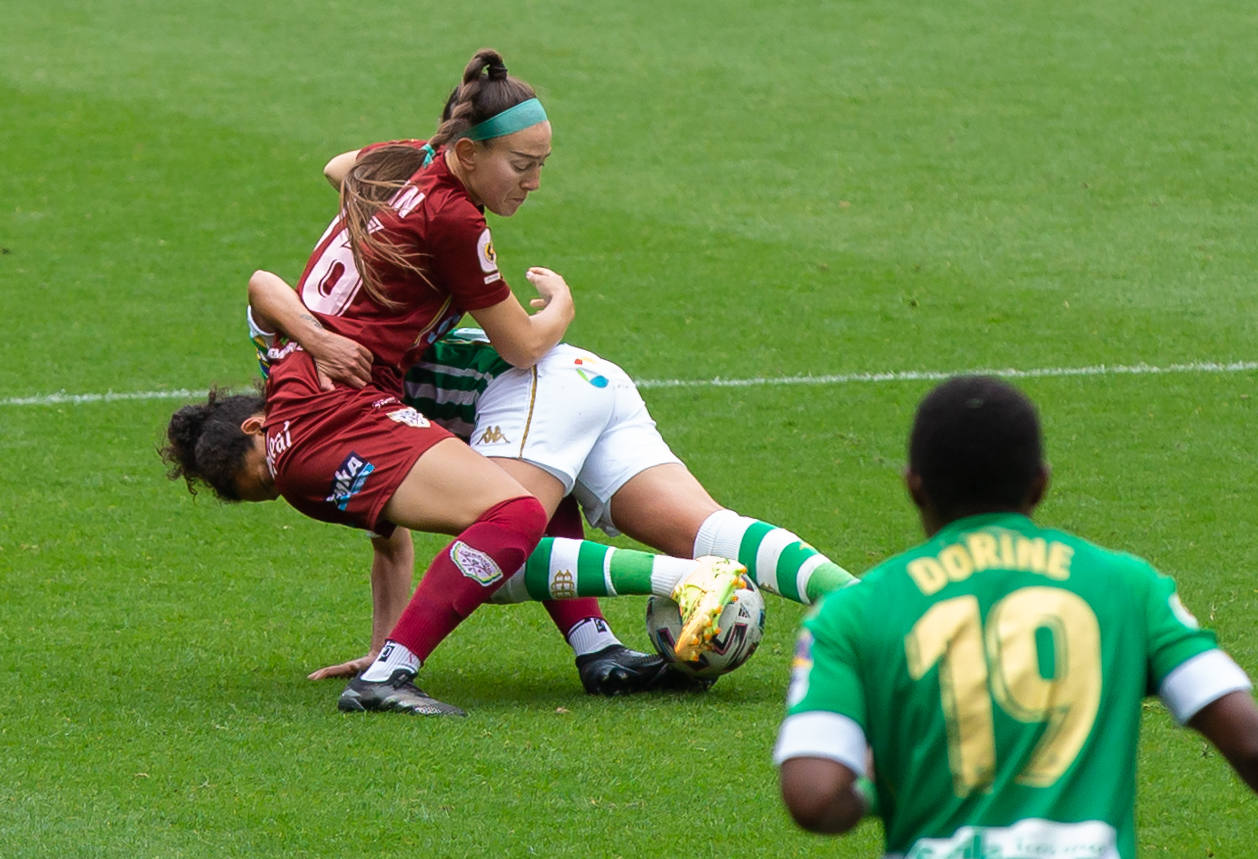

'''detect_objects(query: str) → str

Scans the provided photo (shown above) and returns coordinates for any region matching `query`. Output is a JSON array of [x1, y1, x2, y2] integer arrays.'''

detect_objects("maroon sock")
[[541, 496, 608, 638], [387, 495, 547, 661]]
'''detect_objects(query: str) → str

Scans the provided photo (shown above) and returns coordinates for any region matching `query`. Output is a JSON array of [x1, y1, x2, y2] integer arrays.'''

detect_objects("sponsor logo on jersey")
[[903, 820, 1117, 859], [386, 407, 430, 428], [371, 397, 400, 409], [572, 357, 609, 388], [266, 420, 293, 474], [550, 568, 577, 599], [476, 229, 498, 274], [450, 540, 503, 586], [326, 452, 375, 511], [477, 425, 511, 445]]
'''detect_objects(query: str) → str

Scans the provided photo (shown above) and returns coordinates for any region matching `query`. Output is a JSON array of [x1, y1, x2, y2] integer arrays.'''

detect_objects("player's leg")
[[608, 463, 858, 604], [489, 456, 694, 693], [342, 437, 547, 715], [472, 349, 680, 693]]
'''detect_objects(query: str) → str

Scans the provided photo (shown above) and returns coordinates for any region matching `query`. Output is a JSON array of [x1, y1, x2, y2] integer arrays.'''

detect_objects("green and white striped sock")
[[693, 509, 856, 604], [490, 538, 697, 604]]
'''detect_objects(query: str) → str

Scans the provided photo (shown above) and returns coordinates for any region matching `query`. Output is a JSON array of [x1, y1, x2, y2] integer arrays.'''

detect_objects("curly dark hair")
[[908, 376, 1044, 521], [160, 387, 265, 502]]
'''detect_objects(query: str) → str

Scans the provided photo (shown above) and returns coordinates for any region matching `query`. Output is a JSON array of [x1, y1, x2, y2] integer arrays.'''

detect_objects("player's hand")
[[308, 329, 373, 391], [525, 266, 572, 310], [307, 651, 378, 680]]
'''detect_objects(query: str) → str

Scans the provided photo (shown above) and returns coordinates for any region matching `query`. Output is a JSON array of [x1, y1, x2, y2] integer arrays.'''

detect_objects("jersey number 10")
[[905, 587, 1102, 795]]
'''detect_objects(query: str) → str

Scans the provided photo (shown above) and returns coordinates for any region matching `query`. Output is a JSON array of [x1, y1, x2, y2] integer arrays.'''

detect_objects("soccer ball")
[[645, 579, 766, 678]]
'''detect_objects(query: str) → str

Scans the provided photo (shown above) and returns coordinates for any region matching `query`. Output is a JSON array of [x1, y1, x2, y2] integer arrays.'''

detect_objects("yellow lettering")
[[1014, 537, 1048, 574], [908, 558, 948, 596], [1045, 542, 1073, 580], [999, 533, 1016, 568], [966, 533, 1000, 572], [940, 545, 974, 583]]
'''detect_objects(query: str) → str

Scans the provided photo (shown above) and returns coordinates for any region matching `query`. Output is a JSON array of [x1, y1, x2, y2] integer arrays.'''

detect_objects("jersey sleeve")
[[426, 206, 511, 312], [1144, 570, 1253, 723], [773, 593, 869, 775]]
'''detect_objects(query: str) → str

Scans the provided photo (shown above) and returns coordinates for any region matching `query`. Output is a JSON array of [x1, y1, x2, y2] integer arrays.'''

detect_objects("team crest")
[[387, 407, 430, 428], [450, 540, 503, 586]]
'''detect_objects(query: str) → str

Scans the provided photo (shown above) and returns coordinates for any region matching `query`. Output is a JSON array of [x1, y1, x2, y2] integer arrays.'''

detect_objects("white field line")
[[1, 361, 1255, 407], [636, 360, 1258, 389]]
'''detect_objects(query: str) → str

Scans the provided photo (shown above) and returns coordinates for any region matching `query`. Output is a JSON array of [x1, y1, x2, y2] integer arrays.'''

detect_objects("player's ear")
[[905, 468, 927, 511], [240, 414, 265, 436], [452, 137, 480, 172]]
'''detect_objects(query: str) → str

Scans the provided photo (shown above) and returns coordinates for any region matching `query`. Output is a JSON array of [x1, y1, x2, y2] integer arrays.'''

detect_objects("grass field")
[[2, 0, 1257, 855]]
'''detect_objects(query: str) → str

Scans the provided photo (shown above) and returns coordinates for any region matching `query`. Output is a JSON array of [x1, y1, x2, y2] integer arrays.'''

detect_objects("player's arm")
[[779, 757, 866, 834], [247, 269, 372, 389], [1188, 690, 1258, 792], [367, 527, 414, 657], [467, 266, 573, 368], [323, 149, 361, 190], [307, 527, 414, 680]]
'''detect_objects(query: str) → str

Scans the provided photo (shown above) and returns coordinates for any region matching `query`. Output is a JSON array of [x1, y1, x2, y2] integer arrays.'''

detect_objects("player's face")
[[466, 122, 551, 217], [233, 434, 279, 503]]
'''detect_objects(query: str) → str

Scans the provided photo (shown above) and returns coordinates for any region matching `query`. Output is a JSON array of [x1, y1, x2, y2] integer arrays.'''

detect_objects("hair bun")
[[487, 62, 508, 80]]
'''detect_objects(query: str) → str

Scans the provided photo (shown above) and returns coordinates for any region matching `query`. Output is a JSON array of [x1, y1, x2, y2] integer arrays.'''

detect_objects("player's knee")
[[484, 494, 549, 550]]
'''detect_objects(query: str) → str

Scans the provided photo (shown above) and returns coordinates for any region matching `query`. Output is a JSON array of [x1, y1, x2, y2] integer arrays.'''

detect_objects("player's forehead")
[[497, 122, 551, 160]]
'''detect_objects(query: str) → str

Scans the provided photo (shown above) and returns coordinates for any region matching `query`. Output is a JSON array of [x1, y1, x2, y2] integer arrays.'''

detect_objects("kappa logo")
[[326, 452, 375, 511], [477, 425, 511, 445], [450, 541, 503, 586], [387, 407, 430, 428]]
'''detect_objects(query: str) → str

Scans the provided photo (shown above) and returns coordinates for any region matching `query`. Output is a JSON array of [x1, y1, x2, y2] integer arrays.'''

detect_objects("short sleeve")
[[1143, 571, 1253, 723], [427, 209, 511, 312], [773, 593, 869, 773], [1145, 572, 1220, 687]]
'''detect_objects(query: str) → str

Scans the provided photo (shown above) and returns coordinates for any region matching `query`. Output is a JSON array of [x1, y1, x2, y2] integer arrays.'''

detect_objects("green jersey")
[[401, 329, 511, 441], [775, 512, 1251, 859]]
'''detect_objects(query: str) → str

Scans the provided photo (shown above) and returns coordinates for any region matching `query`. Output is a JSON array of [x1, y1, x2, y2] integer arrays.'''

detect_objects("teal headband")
[[462, 98, 548, 142]]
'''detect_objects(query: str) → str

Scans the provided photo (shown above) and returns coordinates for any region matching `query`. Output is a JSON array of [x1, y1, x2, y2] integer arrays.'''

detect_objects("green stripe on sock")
[[773, 542, 816, 603], [738, 521, 776, 589], [804, 562, 858, 603], [607, 548, 657, 596], [576, 540, 613, 597], [524, 537, 557, 601]]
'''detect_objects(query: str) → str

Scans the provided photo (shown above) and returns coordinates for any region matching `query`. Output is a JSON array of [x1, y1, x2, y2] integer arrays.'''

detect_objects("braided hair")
[[340, 49, 538, 307]]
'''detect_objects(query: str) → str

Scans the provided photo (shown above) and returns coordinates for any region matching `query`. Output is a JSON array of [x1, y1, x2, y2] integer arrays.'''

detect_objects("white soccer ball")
[[645, 578, 766, 678]]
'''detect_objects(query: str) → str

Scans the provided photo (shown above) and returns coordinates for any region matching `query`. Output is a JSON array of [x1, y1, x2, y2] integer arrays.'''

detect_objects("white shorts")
[[468, 344, 680, 536]]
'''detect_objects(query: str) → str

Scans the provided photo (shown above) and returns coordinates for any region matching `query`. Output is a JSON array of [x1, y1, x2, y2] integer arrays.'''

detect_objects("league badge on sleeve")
[[476, 229, 501, 283]]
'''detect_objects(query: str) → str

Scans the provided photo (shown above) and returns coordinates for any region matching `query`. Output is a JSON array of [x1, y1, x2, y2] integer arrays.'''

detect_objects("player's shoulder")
[[1035, 522, 1164, 582]]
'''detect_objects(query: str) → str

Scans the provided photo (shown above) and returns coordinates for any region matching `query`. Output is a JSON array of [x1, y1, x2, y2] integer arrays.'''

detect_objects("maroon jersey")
[[293, 139, 510, 383], [261, 140, 505, 532]]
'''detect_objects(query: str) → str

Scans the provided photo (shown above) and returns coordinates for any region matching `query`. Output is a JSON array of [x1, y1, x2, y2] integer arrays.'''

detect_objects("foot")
[[653, 664, 717, 693], [670, 556, 748, 662], [337, 669, 467, 716], [576, 644, 669, 695]]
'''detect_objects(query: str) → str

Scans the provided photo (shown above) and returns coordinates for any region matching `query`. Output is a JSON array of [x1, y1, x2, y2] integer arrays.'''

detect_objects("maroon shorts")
[[265, 383, 453, 535]]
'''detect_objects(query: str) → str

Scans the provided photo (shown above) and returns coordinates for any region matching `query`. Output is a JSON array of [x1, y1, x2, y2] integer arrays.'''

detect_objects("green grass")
[[3, 0, 1257, 855]]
